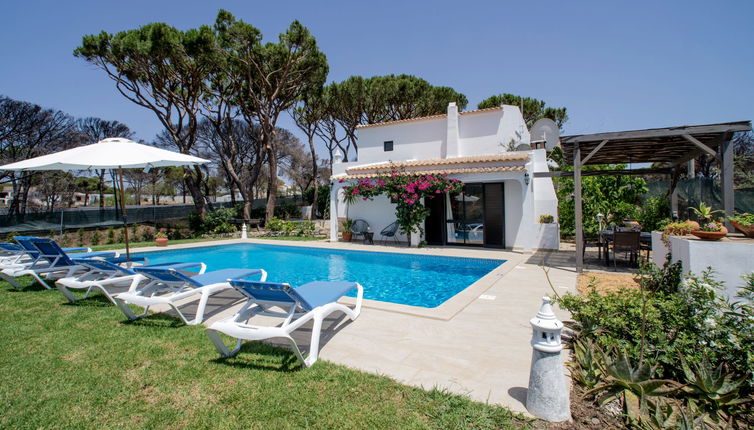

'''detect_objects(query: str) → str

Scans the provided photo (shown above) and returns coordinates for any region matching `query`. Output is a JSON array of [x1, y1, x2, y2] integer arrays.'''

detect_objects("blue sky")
[[1, 0, 752, 150]]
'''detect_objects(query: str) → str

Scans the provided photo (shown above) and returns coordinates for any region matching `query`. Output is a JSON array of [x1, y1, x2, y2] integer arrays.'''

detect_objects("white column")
[[329, 183, 339, 242], [445, 102, 459, 158], [521, 165, 535, 252]]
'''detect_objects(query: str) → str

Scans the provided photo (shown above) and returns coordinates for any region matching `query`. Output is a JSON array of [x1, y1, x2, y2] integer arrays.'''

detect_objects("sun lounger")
[[206, 279, 363, 367], [0, 240, 92, 268], [0, 238, 117, 289], [55, 258, 205, 305], [113, 266, 267, 325]]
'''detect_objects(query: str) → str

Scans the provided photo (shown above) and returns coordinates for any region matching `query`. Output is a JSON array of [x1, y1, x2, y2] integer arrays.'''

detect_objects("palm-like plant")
[[690, 202, 723, 224]]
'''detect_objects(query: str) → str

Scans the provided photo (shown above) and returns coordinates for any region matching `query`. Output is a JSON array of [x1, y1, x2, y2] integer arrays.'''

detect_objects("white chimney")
[[445, 102, 460, 158]]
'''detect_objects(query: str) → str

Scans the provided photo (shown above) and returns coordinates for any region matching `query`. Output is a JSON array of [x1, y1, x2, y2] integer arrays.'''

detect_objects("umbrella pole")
[[118, 167, 130, 261]]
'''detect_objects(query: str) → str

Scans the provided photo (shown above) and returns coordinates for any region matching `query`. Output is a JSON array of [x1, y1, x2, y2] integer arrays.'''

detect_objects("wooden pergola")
[[536, 121, 752, 272]]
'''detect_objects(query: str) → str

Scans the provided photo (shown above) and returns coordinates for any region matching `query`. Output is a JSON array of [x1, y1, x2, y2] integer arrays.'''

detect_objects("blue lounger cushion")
[[73, 259, 199, 276], [231, 280, 358, 311], [133, 266, 263, 287], [191, 269, 264, 286]]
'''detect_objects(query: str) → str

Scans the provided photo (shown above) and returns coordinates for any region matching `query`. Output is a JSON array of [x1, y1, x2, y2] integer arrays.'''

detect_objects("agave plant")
[[569, 338, 603, 389], [690, 202, 723, 224], [680, 358, 751, 426], [640, 398, 716, 430], [588, 349, 681, 423]]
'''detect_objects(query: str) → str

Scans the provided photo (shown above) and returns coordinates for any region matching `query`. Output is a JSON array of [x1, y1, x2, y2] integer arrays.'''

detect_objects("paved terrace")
[[125, 239, 579, 414]]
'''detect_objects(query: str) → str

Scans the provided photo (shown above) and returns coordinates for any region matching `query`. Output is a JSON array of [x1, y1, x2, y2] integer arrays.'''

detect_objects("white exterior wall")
[[345, 194, 410, 243], [355, 117, 446, 164]]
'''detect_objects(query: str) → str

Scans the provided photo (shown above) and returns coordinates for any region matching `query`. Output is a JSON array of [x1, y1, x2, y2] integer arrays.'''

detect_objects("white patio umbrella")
[[0, 137, 210, 259]]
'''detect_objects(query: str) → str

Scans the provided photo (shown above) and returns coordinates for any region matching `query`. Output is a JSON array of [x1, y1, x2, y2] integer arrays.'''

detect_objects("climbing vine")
[[341, 172, 464, 241]]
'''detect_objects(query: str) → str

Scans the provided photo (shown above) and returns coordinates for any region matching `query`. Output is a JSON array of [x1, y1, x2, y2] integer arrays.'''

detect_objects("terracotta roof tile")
[[335, 165, 525, 180], [355, 106, 503, 129], [345, 153, 528, 173]]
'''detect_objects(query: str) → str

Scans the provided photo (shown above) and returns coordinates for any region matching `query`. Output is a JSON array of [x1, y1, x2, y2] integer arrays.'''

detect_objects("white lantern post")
[[526, 296, 571, 422]]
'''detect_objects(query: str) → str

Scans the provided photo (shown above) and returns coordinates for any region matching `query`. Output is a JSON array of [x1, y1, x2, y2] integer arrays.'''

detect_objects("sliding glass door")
[[446, 184, 484, 245]]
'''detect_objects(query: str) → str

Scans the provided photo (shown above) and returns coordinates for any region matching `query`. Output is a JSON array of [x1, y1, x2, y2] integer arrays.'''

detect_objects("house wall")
[[355, 117, 446, 164], [345, 194, 409, 243]]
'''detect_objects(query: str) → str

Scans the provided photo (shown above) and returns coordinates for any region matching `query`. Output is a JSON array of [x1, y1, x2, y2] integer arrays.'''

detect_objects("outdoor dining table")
[[599, 230, 652, 265]]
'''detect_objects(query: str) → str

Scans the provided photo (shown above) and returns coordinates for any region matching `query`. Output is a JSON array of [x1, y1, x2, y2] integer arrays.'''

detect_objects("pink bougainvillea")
[[342, 171, 464, 241]]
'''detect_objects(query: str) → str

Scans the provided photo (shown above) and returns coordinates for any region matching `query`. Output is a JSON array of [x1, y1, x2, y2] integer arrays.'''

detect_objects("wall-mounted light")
[[524, 172, 530, 185]]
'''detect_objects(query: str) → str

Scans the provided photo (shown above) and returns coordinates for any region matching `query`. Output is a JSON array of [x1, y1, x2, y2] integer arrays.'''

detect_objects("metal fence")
[[0, 202, 235, 235], [645, 177, 754, 216]]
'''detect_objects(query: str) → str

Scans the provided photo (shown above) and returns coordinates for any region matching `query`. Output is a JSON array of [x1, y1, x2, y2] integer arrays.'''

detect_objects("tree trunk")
[[265, 144, 278, 222], [184, 166, 206, 215], [308, 134, 318, 220], [8, 175, 20, 217], [98, 170, 106, 208]]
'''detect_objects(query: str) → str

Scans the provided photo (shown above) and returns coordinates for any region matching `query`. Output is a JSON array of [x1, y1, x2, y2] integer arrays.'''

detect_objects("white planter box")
[[651, 231, 669, 266], [652, 231, 754, 301], [535, 223, 560, 250]]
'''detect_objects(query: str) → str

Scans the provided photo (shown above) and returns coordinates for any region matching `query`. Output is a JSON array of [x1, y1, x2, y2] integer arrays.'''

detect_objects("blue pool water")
[[133, 243, 505, 308]]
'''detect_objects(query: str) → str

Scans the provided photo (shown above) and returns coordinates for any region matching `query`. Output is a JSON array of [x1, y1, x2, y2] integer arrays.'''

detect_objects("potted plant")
[[341, 219, 354, 242], [661, 220, 698, 245], [539, 214, 554, 224], [729, 213, 754, 237], [155, 228, 169, 246], [689, 202, 727, 241]]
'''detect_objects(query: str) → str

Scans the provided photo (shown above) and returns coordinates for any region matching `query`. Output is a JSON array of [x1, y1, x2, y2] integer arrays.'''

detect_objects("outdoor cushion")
[[231, 280, 357, 311]]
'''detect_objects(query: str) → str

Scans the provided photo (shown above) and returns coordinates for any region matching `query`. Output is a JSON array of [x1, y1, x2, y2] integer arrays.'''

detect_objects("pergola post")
[[669, 166, 681, 219], [574, 143, 583, 273], [719, 134, 734, 229]]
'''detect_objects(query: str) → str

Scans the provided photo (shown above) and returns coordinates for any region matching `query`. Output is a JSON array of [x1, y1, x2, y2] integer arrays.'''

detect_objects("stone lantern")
[[526, 296, 570, 422]]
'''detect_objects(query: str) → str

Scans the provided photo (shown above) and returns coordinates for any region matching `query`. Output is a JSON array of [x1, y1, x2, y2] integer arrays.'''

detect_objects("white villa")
[[330, 103, 560, 250]]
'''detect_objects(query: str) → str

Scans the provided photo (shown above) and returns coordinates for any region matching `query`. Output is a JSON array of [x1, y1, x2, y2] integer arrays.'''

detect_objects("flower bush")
[[341, 172, 464, 241], [700, 220, 724, 232]]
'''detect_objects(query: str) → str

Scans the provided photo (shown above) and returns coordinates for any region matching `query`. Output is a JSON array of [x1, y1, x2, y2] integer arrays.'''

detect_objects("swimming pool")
[[133, 243, 505, 308]]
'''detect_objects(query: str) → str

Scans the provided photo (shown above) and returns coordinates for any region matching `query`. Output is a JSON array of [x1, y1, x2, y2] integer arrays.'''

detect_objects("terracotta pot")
[[731, 220, 754, 238], [155, 237, 169, 247], [342, 232, 352, 242], [690, 228, 727, 241], [687, 221, 700, 230]]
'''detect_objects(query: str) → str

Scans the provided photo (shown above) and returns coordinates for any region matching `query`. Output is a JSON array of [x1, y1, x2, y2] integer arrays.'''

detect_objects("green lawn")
[[0, 278, 529, 429]]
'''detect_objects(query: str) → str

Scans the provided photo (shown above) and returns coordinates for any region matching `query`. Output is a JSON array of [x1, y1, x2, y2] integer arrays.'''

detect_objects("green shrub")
[[560, 259, 754, 427], [274, 202, 300, 220], [295, 221, 315, 236], [189, 208, 237, 234], [638, 195, 671, 232], [77, 228, 85, 247], [266, 217, 285, 232], [107, 227, 115, 244], [91, 229, 101, 245]]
